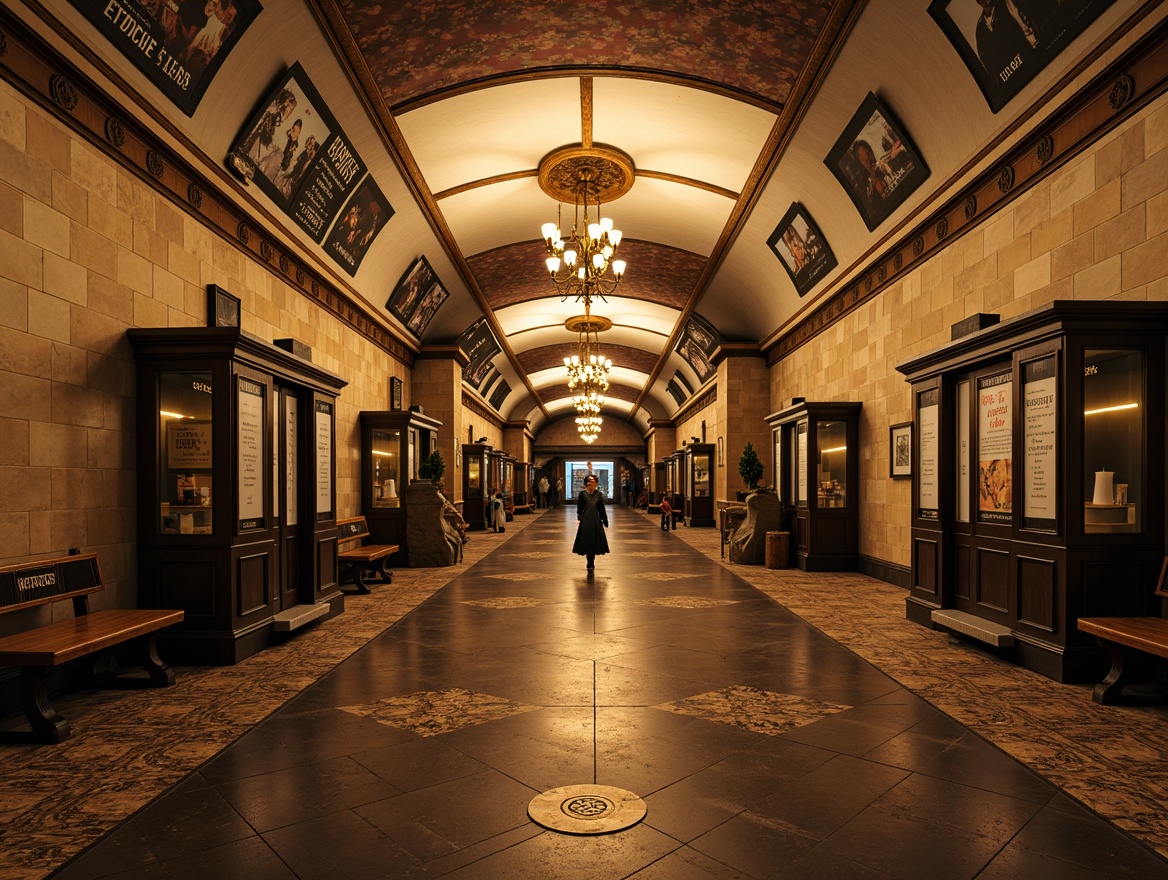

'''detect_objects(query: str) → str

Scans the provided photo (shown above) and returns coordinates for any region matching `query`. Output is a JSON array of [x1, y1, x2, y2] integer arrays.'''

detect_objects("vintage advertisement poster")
[[166, 419, 212, 469], [315, 401, 332, 516], [675, 313, 720, 383], [458, 318, 501, 389], [237, 378, 264, 525], [69, 0, 263, 116], [489, 379, 511, 412], [228, 63, 368, 243], [977, 371, 1013, 523], [1023, 357, 1058, 530], [917, 389, 940, 519], [929, 0, 1115, 113], [324, 177, 393, 276], [956, 381, 970, 523]]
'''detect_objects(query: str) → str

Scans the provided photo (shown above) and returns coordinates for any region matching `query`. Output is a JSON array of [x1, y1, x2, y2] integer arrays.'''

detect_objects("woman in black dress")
[[572, 474, 609, 570]]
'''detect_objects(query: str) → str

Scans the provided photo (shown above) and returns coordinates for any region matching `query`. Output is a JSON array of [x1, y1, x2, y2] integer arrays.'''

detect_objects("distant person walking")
[[538, 475, 549, 509], [572, 474, 609, 571]]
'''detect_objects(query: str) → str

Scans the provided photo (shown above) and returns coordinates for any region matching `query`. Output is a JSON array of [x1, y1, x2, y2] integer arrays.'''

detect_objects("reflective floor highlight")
[[5, 507, 1167, 879]]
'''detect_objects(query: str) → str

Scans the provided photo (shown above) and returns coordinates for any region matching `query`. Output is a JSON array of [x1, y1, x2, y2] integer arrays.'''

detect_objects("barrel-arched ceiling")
[[31, 0, 1153, 436]]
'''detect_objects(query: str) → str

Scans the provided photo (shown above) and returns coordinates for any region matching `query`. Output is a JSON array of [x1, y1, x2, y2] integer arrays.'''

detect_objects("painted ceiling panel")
[[334, 0, 834, 109], [397, 78, 583, 195], [592, 77, 778, 193]]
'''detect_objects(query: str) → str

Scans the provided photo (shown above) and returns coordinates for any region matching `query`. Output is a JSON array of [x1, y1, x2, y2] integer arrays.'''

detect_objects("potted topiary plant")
[[737, 441, 764, 500], [418, 449, 446, 485]]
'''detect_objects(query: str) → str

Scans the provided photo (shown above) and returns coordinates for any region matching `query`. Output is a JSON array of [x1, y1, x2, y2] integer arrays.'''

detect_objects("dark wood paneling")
[[976, 548, 1010, 613], [155, 560, 215, 617], [912, 537, 938, 596], [955, 542, 971, 601], [238, 552, 269, 617], [1017, 555, 1055, 631]]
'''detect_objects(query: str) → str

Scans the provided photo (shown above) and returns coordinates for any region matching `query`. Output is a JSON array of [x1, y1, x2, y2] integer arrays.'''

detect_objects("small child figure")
[[659, 495, 673, 531]]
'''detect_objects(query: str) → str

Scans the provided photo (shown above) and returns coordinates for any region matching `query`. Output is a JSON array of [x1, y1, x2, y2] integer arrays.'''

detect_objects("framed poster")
[[66, 0, 262, 117], [228, 63, 367, 243], [889, 422, 912, 479], [315, 400, 333, 519], [917, 388, 940, 519], [826, 93, 930, 231], [458, 318, 501, 388], [1022, 354, 1058, 531], [387, 257, 437, 324], [236, 377, 265, 528], [675, 313, 719, 383], [390, 377, 403, 411], [324, 178, 393, 276], [928, 0, 1115, 113], [767, 203, 838, 296], [977, 370, 1013, 523], [207, 284, 240, 328]]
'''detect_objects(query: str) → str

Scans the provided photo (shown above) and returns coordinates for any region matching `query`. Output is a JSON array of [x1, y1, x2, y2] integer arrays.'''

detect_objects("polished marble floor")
[[4, 507, 1168, 879]]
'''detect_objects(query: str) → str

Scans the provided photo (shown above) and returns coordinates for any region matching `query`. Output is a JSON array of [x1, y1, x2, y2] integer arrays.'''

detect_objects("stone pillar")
[[714, 344, 770, 501], [412, 346, 468, 500]]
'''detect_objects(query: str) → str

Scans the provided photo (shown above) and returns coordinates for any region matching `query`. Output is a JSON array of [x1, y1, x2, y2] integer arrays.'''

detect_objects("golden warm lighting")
[[541, 168, 626, 309], [1084, 402, 1138, 416], [159, 410, 186, 419], [822, 445, 847, 454]]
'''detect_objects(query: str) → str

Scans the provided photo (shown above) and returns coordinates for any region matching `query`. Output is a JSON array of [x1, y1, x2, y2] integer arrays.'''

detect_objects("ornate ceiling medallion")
[[538, 144, 635, 204]]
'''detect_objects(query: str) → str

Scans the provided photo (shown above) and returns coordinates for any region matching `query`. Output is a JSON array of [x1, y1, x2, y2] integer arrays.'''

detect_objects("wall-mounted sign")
[[68, 0, 263, 116], [237, 378, 265, 525], [977, 371, 1013, 523]]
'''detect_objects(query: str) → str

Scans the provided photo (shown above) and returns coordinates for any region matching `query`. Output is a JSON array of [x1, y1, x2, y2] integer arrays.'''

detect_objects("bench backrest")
[[0, 553, 103, 616], [337, 516, 370, 546]]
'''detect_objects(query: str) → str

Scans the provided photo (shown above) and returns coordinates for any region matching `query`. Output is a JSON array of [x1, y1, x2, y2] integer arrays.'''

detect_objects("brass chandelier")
[[538, 145, 633, 310], [564, 311, 612, 445]]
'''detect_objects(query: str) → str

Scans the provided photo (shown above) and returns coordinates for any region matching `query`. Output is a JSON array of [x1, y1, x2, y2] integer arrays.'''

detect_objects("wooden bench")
[[1078, 616, 1168, 705], [337, 516, 398, 594], [0, 553, 183, 744]]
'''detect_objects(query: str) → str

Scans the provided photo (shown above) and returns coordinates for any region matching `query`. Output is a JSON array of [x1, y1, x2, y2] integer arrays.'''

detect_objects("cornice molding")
[[766, 13, 1168, 367], [674, 387, 718, 425], [462, 391, 504, 429], [0, 6, 415, 367]]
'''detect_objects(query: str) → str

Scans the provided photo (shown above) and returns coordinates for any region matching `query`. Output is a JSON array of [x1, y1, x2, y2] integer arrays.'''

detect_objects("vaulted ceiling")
[[27, 0, 1154, 435]]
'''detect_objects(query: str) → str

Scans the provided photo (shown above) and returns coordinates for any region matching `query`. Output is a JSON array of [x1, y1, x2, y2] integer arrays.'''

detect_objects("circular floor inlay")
[[528, 784, 647, 835]]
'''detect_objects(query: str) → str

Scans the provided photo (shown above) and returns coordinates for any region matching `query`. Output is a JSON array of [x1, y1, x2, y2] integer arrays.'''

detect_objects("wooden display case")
[[462, 443, 490, 530], [130, 327, 347, 665], [683, 443, 716, 527], [359, 410, 442, 565], [768, 401, 862, 571], [897, 302, 1167, 681]]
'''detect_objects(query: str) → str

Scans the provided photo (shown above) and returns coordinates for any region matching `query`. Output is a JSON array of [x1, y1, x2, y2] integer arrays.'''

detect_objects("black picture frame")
[[928, 0, 1115, 114], [674, 313, 719, 384], [767, 202, 838, 296], [825, 93, 929, 231], [66, 0, 263, 117], [207, 285, 240, 328], [890, 422, 912, 479], [390, 377, 403, 411]]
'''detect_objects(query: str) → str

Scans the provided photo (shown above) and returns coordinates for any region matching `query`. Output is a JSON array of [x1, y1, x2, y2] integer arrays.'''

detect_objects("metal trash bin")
[[765, 531, 790, 569]]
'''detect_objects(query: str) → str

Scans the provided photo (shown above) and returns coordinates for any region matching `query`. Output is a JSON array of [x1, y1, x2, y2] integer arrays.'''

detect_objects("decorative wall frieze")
[[462, 391, 504, 428], [674, 386, 717, 426], [767, 21, 1168, 367], [0, 8, 414, 368]]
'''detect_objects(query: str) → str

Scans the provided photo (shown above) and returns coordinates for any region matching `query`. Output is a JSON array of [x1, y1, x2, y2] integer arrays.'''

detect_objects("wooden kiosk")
[[130, 328, 347, 665], [897, 302, 1167, 682]]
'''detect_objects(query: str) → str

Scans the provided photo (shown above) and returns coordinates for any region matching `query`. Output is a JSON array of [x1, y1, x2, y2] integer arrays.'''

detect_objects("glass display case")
[[131, 327, 346, 665], [360, 410, 442, 564], [462, 443, 490, 530], [683, 443, 715, 526], [158, 371, 214, 536], [897, 302, 1167, 682], [767, 401, 861, 570]]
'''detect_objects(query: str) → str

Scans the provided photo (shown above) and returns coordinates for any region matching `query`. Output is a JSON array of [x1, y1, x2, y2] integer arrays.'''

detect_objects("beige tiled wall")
[[0, 81, 406, 622], [771, 93, 1168, 570]]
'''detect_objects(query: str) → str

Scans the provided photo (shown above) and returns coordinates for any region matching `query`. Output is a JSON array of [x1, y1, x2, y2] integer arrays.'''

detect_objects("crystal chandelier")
[[564, 311, 612, 445]]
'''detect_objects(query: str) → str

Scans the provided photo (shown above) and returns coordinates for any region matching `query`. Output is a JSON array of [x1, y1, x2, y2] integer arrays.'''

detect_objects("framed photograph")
[[674, 313, 720, 384], [207, 285, 240, 328], [390, 377, 403, 411], [928, 0, 1115, 114], [890, 422, 912, 479], [826, 93, 930, 231], [767, 203, 838, 296]]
